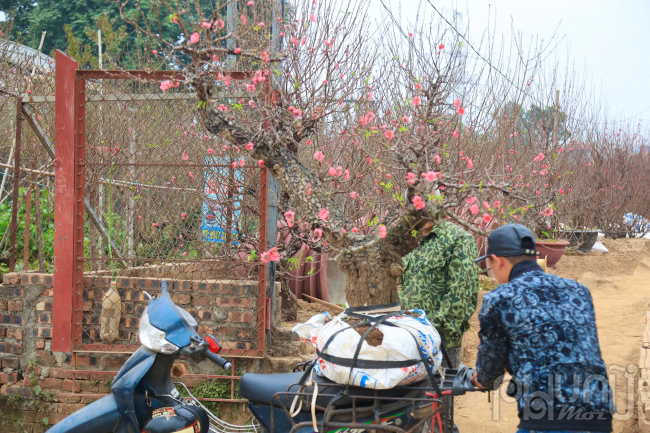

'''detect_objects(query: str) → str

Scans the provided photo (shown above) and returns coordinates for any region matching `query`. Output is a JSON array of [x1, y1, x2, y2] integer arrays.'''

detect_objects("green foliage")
[[1, 0, 216, 67], [180, 379, 241, 415], [0, 393, 24, 408], [0, 187, 55, 271], [26, 359, 53, 413]]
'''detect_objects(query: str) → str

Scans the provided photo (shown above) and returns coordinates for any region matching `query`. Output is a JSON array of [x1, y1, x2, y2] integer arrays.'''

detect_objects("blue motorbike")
[[48, 281, 479, 433]]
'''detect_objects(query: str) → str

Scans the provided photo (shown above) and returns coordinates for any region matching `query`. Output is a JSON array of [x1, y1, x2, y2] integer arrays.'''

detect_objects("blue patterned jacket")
[[476, 260, 614, 432]]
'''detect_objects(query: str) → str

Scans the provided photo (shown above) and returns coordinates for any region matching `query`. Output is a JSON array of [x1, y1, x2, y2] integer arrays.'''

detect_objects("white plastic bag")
[[292, 311, 333, 344], [295, 309, 443, 390]]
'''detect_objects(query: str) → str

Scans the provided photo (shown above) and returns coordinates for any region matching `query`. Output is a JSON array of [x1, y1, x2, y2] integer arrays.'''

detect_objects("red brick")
[[81, 381, 99, 393], [49, 368, 73, 380], [88, 371, 114, 380], [42, 275, 54, 286], [237, 328, 254, 340], [61, 380, 81, 392], [194, 281, 220, 292], [1, 313, 22, 324], [38, 378, 63, 389], [35, 301, 53, 311], [228, 312, 243, 322], [172, 294, 191, 305], [37, 313, 52, 324], [194, 296, 211, 307], [222, 283, 245, 295], [0, 327, 4, 338], [0, 300, 7, 310], [37, 350, 56, 363], [0, 373, 19, 384], [2, 273, 20, 285], [197, 310, 213, 321], [33, 327, 52, 338], [104, 357, 127, 370], [198, 325, 214, 335], [1, 385, 34, 398], [0, 342, 21, 354], [57, 395, 81, 403], [74, 356, 99, 367], [1, 358, 19, 369], [96, 277, 110, 288], [116, 277, 132, 289], [34, 338, 45, 349], [58, 402, 87, 414], [6, 328, 23, 340]]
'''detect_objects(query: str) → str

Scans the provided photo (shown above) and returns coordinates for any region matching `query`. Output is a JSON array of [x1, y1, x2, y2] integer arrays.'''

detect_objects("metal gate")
[[51, 51, 272, 360]]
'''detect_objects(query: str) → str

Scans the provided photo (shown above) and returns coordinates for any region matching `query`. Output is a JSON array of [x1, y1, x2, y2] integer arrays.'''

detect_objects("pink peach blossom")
[[412, 196, 425, 210], [189, 32, 200, 44], [379, 225, 387, 238], [319, 208, 330, 222], [314, 151, 325, 163]]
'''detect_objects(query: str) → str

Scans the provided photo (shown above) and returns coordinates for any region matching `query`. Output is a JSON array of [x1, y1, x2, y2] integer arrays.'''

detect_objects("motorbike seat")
[[240, 371, 425, 410]]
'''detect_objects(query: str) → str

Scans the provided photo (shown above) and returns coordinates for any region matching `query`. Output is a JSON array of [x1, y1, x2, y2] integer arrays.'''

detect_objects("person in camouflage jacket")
[[398, 220, 479, 366]]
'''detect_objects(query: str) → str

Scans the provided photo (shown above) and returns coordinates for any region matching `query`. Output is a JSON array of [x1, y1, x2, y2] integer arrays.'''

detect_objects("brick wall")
[[0, 272, 281, 433]]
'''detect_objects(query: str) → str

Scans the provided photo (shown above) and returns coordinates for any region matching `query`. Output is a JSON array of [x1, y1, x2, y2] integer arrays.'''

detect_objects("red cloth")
[[277, 220, 330, 302]]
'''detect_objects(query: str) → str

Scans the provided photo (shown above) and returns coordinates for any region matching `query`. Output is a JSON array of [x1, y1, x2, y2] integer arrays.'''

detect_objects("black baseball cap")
[[475, 224, 539, 263]]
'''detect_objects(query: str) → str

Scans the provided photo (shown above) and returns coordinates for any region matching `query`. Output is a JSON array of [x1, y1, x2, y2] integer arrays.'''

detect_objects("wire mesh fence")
[[0, 37, 57, 274], [74, 72, 268, 356]]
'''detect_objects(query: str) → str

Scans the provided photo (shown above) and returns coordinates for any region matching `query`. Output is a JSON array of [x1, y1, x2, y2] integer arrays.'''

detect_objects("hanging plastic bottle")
[[100, 281, 121, 343]]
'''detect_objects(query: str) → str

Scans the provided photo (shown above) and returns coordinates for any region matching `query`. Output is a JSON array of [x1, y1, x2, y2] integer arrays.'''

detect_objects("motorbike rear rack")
[[266, 366, 463, 433]]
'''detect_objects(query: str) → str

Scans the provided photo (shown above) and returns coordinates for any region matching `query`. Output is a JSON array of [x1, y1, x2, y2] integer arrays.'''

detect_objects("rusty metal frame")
[[52, 59, 271, 361], [9, 97, 23, 272]]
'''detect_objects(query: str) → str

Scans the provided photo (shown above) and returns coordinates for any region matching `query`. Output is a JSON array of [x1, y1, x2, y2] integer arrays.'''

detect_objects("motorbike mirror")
[[205, 335, 222, 354], [161, 280, 169, 295]]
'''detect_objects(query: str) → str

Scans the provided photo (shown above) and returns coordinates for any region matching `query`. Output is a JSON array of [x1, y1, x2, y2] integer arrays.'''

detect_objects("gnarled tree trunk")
[[202, 105, 427, 307]]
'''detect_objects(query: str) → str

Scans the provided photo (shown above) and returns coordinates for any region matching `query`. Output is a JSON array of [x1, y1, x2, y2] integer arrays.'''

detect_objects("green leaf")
[[411, 230, 418, 238], [305, 256, 314, 263], [307, 268, 315, 275], [247, 250, 256, 262], [34, 385, 41, 395], [42, 418, 48, 425], [398, 126, 408, 132]]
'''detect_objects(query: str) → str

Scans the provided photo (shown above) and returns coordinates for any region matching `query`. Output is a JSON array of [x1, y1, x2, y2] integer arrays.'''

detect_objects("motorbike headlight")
[[138, 310, 179, 354]]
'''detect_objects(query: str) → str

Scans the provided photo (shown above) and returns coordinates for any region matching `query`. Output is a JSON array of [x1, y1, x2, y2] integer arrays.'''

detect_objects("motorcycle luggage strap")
[[315, 349, 419, 369]]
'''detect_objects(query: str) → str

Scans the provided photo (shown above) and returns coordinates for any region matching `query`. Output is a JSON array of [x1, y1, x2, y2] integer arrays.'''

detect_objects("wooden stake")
[[302, 294, 345, 313], [34, 183, 45, 273], [23, 189, 32, 271]]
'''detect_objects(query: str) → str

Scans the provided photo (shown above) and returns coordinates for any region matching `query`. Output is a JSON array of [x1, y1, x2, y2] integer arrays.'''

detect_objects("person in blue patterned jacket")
[[471, 224, 614, 433]]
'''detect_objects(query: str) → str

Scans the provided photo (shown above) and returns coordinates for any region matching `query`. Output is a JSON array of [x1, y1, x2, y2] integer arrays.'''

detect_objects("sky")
[[3, 1, 649, 123], [369, 0, 650, 124]]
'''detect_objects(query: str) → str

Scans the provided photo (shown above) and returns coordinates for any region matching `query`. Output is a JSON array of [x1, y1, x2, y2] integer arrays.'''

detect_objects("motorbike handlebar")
[[204, 349, 232, 371]]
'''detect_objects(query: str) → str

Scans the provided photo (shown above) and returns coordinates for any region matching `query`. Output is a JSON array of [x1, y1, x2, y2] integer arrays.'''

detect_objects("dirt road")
[[455, 238, 650, 433]]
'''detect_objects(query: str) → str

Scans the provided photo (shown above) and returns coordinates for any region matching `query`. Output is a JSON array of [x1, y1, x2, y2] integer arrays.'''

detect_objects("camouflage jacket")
[[398, 221, 479, 348]]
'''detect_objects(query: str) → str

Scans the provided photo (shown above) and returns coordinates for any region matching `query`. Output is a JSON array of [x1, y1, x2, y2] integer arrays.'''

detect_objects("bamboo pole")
[[301, 294, 345, 313], [33, 168, 45, 272]]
